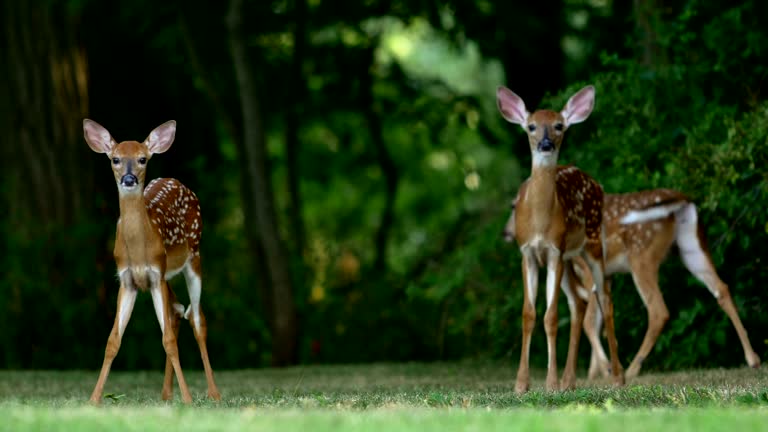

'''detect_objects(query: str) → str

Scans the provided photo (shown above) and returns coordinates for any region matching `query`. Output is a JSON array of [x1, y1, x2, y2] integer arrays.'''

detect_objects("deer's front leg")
[[90, 274, 137, 404], [583, 292, 610, 379], [543, 252, 563, 392], [559, 261, 585, 390], [516, 253, 538, 394], [150, 271, 193, 403]]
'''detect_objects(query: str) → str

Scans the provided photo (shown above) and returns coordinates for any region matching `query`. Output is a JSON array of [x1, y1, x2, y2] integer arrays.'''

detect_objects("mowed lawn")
[[1, 362, 768, 431]]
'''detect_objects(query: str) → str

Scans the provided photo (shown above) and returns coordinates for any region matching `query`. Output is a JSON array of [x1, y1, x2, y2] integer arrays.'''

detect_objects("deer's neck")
[[117, 190, 153, 268], [524, 165, 558, 216]]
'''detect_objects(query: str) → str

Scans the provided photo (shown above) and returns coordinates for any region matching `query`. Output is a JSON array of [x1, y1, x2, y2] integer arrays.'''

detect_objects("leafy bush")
[[405, 0, 768, 370]]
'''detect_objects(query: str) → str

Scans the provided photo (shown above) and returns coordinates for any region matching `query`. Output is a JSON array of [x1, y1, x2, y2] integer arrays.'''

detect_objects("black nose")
[[537, 138, 555, 152], [121, 174, 138, 187]]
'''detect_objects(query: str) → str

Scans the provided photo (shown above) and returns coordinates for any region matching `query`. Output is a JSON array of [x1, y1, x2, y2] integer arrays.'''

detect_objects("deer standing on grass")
[[504, 189, 761, 379], [497, 84, 625, 393], [83, 119, 221, 404]]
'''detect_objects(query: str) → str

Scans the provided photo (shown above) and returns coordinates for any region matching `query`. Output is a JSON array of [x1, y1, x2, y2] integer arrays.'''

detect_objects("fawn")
[[83, 119, 221, 404], [496, 84, 624, 392], [504, 188, 761, 378]]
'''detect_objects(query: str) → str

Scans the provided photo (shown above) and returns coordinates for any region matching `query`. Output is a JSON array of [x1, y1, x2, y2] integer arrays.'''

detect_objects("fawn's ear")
[[497, 86, 529, 126], [561, 85, 595, 126], [145, 120, 176, 154], [83, 119, 116, 154]]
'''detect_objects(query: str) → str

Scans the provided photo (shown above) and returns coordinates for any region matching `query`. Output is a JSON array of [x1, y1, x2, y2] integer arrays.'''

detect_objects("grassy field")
[[2, 362, 768, 431]]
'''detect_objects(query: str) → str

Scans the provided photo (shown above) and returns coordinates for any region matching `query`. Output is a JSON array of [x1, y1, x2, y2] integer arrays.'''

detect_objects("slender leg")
[[183, 257, 221, 400], [587, 349, 600, 380], [515, 254, 538, 394], [560, 261, 585, 390], [573, 256, 610, 380], [161, 287, 183, 401], [625, 257, 668, 378], [90, 277, 138, 404], [585, 253, 625, 387], [675, 203, 760, 368], [714, 288, 761, 368], [543, 253, 564, 392], [695, 277, 761, 368], [583, 292, 610, 379], [150, 273, 193, 404]]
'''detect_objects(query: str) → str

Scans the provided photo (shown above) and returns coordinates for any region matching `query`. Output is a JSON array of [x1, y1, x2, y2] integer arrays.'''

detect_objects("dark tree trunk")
[[1, 0, 91, 228], [227, 0, 298, 366], [0, 0, 104, 368], [360, 46, 398, 273], [178, 15, 274, 329], [284, 0, 308, 255]]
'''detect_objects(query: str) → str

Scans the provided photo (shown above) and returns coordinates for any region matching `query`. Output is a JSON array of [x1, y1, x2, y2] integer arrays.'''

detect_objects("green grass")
[[1, 362, 768, 431]]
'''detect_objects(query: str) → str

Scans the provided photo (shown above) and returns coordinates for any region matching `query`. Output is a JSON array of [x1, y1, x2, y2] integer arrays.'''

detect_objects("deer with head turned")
[[83, 119, 221, 404], [504, 188, 761, 379], [497, 84, 625, 393]]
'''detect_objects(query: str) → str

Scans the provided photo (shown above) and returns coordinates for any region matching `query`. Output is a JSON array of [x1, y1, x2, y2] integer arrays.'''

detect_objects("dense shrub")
[[406, 0, 768, 370]]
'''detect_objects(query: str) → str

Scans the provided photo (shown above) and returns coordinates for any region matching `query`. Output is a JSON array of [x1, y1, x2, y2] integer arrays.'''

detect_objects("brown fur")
[[506, 188, 761, 379], [498, 84, 625, 393], [584, 190, 760, 378], [84, 120, 220, 405]]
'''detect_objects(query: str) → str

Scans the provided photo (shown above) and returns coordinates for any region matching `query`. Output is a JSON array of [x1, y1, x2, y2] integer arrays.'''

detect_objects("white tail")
[[619, 202, 688, 224], [83, 119, 221, 404], [497, 84, 625, 393]]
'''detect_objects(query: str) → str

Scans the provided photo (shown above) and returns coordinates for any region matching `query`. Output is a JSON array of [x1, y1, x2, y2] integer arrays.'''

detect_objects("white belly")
[[605, 252, 630, 275]]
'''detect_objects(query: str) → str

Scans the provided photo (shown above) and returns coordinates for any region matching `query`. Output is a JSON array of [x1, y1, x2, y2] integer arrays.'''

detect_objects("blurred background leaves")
[[0, 0, 766, 372]]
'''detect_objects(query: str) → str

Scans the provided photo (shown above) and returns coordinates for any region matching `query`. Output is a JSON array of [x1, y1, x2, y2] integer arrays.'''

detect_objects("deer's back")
[[602, 189, 685, 272], [554, 165, 604, 255], [145, 178, 202, 273]]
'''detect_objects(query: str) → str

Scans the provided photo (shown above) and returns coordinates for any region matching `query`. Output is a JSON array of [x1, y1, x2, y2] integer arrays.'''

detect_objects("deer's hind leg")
[[183, 256, 221, 401], [584, 245, 625, 387]]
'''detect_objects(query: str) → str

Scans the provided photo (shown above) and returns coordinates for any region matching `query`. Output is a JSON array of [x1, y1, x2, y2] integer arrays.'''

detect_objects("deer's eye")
[[112, 158, 120, 165], [554, 123, 564, 131], [527, 124, 536, 132], [138, 157, 147, 165]]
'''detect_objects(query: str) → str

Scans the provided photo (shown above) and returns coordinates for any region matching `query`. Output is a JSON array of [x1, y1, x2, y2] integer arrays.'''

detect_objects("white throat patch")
[[532, 151, 559, 167]]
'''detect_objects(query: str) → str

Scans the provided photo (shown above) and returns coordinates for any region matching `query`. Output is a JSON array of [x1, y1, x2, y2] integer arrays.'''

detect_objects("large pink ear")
[[145, 120, 176, 154], [83, 119, 116, 154], [561, 85, 595, 126], [496, 86, 529, 126]]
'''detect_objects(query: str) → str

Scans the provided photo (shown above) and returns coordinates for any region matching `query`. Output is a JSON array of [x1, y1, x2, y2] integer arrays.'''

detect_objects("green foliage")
[[2, 0, 767, 371], [404, 0, 768, 370]]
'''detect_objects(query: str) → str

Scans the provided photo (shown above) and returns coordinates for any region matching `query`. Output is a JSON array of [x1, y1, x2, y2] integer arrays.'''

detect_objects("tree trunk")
[[360, 46, 398, 273], [178, 15, 274, 331], [227, 0, 298, 366], [1, 0, 91, 229], [284, 0, 308, 255]]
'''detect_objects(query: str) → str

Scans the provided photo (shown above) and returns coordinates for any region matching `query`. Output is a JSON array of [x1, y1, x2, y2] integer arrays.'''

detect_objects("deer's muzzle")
[[537, 138, 555, 152], [121, 174, 138, 188]]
